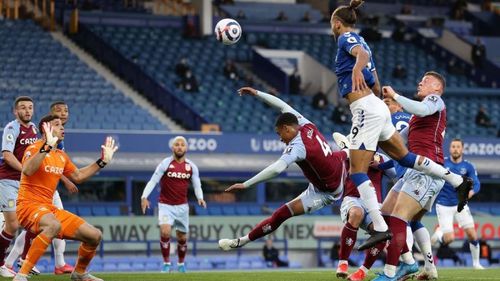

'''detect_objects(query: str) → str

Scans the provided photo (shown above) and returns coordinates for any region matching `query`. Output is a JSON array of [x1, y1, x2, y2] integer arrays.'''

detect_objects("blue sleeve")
[[57, 141, 65, 150], [2, 122, 19, 152], [339, 33, 362, 56], [467, 162, 481, 194]]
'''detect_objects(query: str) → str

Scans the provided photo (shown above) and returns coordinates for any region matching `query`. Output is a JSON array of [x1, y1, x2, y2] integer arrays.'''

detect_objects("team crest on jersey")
[[460, 168, 467, 175], [169, 164, 175, 169], [185, 164, 191, 171], [59, 155, 65, 163]]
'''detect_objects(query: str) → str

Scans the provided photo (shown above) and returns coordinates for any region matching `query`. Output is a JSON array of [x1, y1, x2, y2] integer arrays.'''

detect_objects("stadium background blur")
[[1, 0, 500, 274]]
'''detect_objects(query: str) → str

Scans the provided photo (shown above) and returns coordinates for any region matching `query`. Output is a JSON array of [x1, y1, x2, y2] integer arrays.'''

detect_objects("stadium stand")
[[83, 22, 500, 137], [0, 20, 168, 131]]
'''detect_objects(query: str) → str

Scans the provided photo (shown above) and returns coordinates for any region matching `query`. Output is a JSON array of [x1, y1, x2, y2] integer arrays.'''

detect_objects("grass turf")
[[25, 268, 500, 281]]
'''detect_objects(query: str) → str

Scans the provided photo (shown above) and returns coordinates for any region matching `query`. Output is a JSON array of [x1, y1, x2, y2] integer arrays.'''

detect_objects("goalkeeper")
[[13, 114, 118, 281]]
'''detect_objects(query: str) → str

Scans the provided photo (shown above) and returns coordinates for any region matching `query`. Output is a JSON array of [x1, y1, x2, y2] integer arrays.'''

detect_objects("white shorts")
[[392, 177, 404, 193], [158, 203, 189, 233], [340, 196, 372, 231], [436, 204, 475, 234], [297, 184, 341, 214], [0, 179, 19, 212], [53, 190, 64, 209], [399, 169, 445, 211], [348, 94, 396, 151]]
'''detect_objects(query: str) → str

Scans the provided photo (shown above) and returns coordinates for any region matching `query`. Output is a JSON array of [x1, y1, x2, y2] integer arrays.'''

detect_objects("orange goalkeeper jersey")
[[18, 140, 77, 205]]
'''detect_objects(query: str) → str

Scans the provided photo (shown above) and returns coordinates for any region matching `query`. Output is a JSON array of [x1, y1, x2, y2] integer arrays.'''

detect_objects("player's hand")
[[382, 86, 396, 99], [225, 183, 246, 192], [198, 199, 207, 208], [352, 69, 368, 92], [42, 122, 58, 147], [141, 198, 150, 214], [100, 136, 118, 163], [237, 87, 258, 96], [63, 180, 79, 194]]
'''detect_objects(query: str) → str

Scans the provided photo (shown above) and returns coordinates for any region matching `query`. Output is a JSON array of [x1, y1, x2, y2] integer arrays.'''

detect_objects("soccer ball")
[[214, 18, 242, 45]]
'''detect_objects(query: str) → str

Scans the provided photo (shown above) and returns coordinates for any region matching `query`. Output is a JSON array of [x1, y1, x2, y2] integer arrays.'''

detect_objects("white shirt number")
[[316, 135, 332, 157]]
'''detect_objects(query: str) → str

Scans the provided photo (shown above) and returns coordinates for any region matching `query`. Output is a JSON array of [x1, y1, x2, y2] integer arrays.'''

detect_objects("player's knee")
[[348, 207, 364, 227], [443, 233, 454, 244], [177, 237, 187, 245], [160, 232, 171, 240], [44, 221, 62, 238], [93, 228, 103, 245]]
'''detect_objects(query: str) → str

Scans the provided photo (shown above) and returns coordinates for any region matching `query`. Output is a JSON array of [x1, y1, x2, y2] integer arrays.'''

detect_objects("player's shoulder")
[[26, 139, 44, 151], [463, 159, 476, 168], [339, 32, 361, 43], [424, 94, 444, 103], [185, 158, 198, 167], [3, 119, 20, 131]]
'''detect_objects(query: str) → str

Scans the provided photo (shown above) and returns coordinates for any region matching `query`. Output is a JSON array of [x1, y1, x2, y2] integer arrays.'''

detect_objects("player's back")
[[408, 95, 446, 164], [335, 32, 376, 97], [0, 120, 37, 180], [18, 140, 76, 205], [297, 123, 347, 193], [391, 111, 411, 132]]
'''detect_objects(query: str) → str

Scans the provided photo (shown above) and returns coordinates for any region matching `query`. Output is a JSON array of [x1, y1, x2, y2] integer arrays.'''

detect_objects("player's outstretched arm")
[[190, 162, 206, 208], [225, 159, 288, 192], [69, 136, 118, 183], [238, 87, 311, 124], [382, 86, 443, 117]]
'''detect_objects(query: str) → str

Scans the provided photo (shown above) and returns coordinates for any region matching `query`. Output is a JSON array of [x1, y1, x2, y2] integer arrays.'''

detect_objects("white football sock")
[[470, 241, 481, 267], [4, 231, 25, 267], [53, 238, 66, 267], [406, 226, 414, 253], [384, 264, 396, 278], [414, 157, 462, 187], [358, 180, 387, 232], [414, 227, 435, 270]]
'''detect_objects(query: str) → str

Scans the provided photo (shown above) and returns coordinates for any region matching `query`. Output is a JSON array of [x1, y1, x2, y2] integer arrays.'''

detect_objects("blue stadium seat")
[[78, 206, 93, 216], [92, 206, 107, 216], [106, 206, 121, 216]]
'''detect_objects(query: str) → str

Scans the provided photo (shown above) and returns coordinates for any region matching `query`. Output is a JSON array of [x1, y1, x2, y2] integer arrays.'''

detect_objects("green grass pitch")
[[26, 268, 500, 281]]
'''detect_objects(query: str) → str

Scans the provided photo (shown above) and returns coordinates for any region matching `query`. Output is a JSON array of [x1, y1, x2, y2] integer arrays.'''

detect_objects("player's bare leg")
[[176, 230, 188, 273], [219, 198, 300, 251], [160, 224, 172, 273], [379, 133, 472, 212], [350, 149, 391, 251]]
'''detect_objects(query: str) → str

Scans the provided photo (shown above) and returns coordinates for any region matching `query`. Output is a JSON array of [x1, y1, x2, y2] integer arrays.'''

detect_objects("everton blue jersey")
[[391, 111, 411, 178], [335, 32, 376, 97], [436, 158, 480, 207], [57, 140, 65, 151]]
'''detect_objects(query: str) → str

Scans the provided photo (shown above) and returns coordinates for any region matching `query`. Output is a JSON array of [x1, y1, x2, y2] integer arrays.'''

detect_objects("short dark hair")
[[332, 0, 364, 26], [451, 138, 464, 146], [424, 71, 446, 92], [50, 101, 67, 111], [14, 96, 33, 108], [38, 115, 60, 136], [275, 112, 299, 127]]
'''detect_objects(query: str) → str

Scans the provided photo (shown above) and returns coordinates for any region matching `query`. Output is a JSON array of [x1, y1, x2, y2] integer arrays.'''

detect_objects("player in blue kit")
[[432, 138, 484, 270], [331, 0, 472, 250]]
